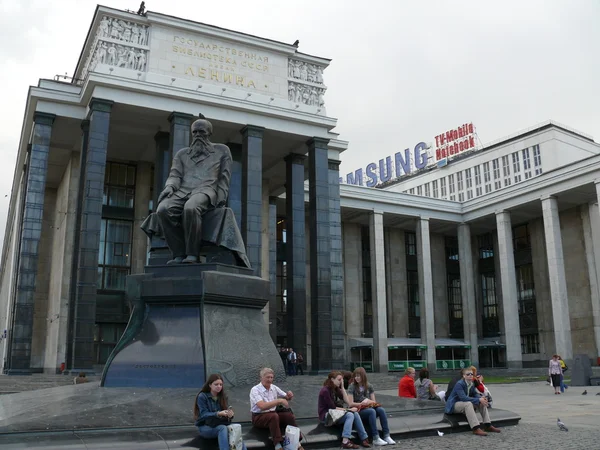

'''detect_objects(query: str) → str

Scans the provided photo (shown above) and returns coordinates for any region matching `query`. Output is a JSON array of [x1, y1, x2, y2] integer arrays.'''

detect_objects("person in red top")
[[398, 367, 417, 398]]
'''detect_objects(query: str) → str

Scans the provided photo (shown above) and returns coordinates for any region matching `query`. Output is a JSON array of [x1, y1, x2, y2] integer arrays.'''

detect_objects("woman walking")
[[549, 354, 563, 395]]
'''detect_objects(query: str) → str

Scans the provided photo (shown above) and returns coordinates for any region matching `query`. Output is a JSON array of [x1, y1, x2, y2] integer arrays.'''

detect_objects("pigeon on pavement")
[[557, 418, 568, 432], [437, 430, 444, 436], [582, 390, 588, 395]]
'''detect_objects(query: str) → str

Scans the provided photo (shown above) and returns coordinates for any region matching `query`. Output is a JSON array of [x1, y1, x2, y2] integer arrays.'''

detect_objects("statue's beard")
[[191, 136, 211, 154]]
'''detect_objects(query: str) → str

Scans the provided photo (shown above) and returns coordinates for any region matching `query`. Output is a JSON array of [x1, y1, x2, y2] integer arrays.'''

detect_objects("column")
[[369, 211, 388, 373], [168, 112, 193, 160], [71, 98, 113, 371], [458, 223, 479, 367], [147, 131, 172, 265], [328, 159, 345, 368], [268, 196, 278, 341], [581, 202, 600, 358], [541, 196, 573, 361], [416, 218, 436, 372], [285, 154, 306, 359], [7, 112, 55, 374], [495, 210, 522, 368], [308, 138, 332, 372], [240, 126, 264, 275]]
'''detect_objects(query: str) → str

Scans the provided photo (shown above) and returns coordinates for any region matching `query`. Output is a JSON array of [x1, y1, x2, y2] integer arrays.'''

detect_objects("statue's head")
[[191, 119, 213, 140]]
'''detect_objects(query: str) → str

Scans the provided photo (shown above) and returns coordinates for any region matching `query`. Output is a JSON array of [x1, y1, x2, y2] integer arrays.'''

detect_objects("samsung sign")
[[342, 122, 477, 187], [341, 142, 429, 187]]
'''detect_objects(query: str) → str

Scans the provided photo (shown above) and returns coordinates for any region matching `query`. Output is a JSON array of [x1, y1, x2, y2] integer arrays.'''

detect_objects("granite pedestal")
[[101, 263, 284, 388]]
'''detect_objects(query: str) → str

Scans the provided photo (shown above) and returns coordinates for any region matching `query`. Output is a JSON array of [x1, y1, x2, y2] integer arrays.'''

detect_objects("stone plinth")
[[101, 263, 284, 388]]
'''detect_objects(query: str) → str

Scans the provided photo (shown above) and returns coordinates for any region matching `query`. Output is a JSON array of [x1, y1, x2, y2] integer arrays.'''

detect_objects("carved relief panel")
[[287, 59, 326, 108], [81, 15, 150, 80]]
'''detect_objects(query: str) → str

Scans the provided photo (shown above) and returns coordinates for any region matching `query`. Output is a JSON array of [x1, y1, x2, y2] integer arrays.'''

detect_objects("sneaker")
[[383, 436, 396, 445], [373, 437, 387, 446], [342, 442, 359, 449], [361, 439, 371, 448]]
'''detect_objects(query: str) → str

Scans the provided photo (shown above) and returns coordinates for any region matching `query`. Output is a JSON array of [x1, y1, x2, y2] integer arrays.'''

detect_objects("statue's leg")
[[156, 196, 186, 260], [182, 193, 211, 261]]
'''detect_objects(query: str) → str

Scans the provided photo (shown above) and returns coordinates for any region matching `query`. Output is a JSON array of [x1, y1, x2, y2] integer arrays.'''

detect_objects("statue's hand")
[[216, 200, 226, 208], [158, 185, 175, 204]]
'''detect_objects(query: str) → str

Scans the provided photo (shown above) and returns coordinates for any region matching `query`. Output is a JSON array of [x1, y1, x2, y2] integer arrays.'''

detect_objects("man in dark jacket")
[[445, 368, 501, 436]]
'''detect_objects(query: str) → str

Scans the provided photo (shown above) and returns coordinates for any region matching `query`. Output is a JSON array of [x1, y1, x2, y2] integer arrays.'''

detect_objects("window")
[[457, 171, 464, 192], [94, 323, 127, 364], [478, 233, 494, 259], [522, 148, 532, 180], [492, 159, 501, 190], [458, 193, 464, 202], [447, 273, 463, 337], [521, 334, 540, 354], [432, 180, 438, 198], [533, 145, 542, 175], [474, 165, 482, 196], [513, 224, 530, 251], [448, 174, 455, 194], [409, 188, 415, 194], [446, 237, 459, 261], [405, 232, 417, 256], [104, 163, 136, 208], [361, 227, 372, 337], [276, 219, 287, 313], [512, 152, 521, 183], [417, 185, 422, 196], [502, 155, 511, 187], [424, 183, 430, 197], [440, 177, 447, 198], [481, 273, 498, 320], [407, 270, 420, 337], [516, 264, 535, 313], [98, 219, 133, 290], [465, 168, 472, 189], [450, 195, 456, 201]]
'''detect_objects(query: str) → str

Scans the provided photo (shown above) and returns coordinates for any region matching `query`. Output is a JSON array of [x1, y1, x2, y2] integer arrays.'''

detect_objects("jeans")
[[359, 407, 390, 438], [560, 373, 568, 393], [197, 425, 247, 450], [337, 411, 368, 440]]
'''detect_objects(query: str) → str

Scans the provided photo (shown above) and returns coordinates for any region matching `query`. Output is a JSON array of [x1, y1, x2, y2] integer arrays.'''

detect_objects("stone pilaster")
[[416, 218, 436, 372], [328, 159, 345, 368], [71, 98, 113, 371], [458, 223, 479, 366], [152, 131, 170, 208], [541, 196, 573, 361], [495, 210, 522, 368], [285, 154, 306, 357], [369, 211, 388, 373], [7, 112, 55, 374], [240, 125, 264, 276], [581, 203, 600, 358], [168, 112, 193, 161], [308, 138, 332, 372]]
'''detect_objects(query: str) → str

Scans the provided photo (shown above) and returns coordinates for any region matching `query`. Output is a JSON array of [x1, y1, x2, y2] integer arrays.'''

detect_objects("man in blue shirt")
[[445, 368, 501, 436]]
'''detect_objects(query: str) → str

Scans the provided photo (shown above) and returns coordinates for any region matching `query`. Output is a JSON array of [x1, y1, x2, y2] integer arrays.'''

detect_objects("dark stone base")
[[101, 263, 284, 388]]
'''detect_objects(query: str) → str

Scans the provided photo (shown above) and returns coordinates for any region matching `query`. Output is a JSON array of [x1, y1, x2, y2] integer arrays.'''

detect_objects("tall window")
[[492, 159, 501, 190], [521, 334, 540, 354], [103, 163, 136, 208], [440, 177, 447, 198], [276, 219, 287, 314], [417, 185, 423, 196], [409, 188, 415, 194], [407, 270, 420, 337], [478, 233, 494, 259], [448, 174, 455, 194], [512, 152, 521, 183], [474, 165, 482, 197], [483, 162, 491, 193], [502, 155, 511, 187], [522, 148, 532, 180], [361, 227, 373, 337], [465, 168, 472, 189], [481, 273, 499, 337], [432, 180, 438, 198], [405, 231, 417, 256], [513, 224, 530, 251], [98, 219, 133, 290], [446, 237, 459, 261], [447, 273, 463, 337], [533, 145, 542, 175], [424, 182, 430, 197], [457, 171, 464, 192]]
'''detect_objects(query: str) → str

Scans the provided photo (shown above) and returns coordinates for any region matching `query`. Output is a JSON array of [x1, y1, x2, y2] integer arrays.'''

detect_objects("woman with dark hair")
[[318, 371, 371, 449], [194, 373, 247, 450], [549, 354, 563, 395], [415, 368, 439, 401]]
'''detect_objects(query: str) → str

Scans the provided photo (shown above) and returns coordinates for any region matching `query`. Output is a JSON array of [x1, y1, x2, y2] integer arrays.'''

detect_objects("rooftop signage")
[[342, 122, 479, 187]]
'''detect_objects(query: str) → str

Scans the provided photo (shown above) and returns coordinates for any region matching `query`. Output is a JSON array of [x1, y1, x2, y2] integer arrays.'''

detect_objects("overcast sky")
[[0, 0, 599, 249]]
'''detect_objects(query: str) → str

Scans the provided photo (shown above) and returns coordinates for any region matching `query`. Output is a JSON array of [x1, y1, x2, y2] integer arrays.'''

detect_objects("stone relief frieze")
[[81, 15, 149, 81], [288, 82, 325, 107], [287, 59, 326, 108]]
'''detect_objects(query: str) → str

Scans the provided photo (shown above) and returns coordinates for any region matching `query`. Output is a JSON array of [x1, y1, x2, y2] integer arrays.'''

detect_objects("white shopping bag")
[[282, 425, 300, 450], [227, 423, 243, 450]]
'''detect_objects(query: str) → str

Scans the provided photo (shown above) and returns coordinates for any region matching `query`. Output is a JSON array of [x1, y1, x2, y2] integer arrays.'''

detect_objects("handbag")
[[205, 415, 229, 427], [227, 423, 243, 450], [325, 408, 347, 427], [275, 404, 293, 413]]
